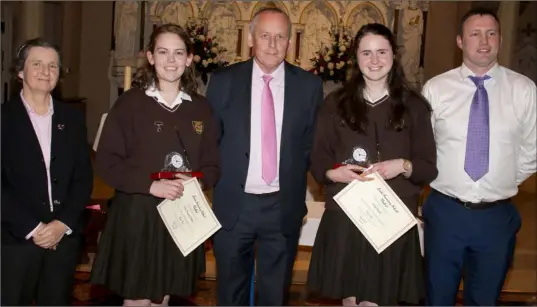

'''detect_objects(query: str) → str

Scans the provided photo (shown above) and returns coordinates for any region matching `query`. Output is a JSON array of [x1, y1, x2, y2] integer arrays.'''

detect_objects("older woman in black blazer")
[[1, 38, 93, 305]]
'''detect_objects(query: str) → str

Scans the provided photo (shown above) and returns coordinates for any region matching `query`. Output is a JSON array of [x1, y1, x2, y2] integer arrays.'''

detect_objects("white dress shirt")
[[245, 60, 285, 194], [422, 63, 537, 203]]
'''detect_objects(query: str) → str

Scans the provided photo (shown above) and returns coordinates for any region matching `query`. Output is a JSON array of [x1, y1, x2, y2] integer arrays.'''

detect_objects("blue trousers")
[[423, 190, 521, 306]]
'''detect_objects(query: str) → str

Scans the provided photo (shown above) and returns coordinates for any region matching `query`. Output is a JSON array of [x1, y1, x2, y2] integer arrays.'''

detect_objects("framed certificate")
[[333, 172, 418, 254], [157, 178, 221, 257]]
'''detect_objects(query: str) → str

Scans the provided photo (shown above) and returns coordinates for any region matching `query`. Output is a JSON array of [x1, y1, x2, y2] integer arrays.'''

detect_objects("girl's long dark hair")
[[336, 23, 430, 133], [132, 23, 198, 96]]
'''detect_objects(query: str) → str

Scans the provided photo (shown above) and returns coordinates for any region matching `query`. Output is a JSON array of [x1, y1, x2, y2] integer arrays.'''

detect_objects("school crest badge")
[[192, 121, 204, 134]]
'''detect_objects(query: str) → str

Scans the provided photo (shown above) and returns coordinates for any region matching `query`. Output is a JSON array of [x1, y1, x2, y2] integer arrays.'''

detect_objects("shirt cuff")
[[65, 226, 73, 236], [25, 222, 43, 240]]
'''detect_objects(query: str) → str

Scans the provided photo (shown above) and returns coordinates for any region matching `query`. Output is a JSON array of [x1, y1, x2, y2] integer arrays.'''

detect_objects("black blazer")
[[1, 95, 93, 245], [206, 59, 324, 235]]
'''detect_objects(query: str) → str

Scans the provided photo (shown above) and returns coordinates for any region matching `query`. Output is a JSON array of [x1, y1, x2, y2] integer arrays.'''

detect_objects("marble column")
[[19, 1, 44, 41], [497, 1, 519, 69]]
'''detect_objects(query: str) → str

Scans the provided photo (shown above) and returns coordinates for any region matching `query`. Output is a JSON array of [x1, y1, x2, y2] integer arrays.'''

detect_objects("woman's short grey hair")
[[11, 37, 63, 81], [249, 7, 292, 38]]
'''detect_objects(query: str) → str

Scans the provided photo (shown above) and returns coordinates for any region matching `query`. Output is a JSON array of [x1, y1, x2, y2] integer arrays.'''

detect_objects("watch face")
[[403, 160, 410, 171], [352, 148, 368, 162], [171, 154, 183, 169]]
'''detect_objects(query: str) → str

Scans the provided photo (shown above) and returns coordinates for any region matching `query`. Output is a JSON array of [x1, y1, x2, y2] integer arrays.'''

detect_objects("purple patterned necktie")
[[464, 75, 491, 181]]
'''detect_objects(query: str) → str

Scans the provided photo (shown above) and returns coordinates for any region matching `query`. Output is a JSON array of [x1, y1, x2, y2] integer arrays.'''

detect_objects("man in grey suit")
[[206, 7, 324, 306]]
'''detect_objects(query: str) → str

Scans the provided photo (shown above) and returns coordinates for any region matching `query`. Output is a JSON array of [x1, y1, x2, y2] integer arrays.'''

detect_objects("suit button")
[[42, 202, 47, 206], [53, 200, 60, 205], [245, 152, 249, 159], [51, 156, 56, 162], [240, 184, 244, 188], [52, 178, 58, 184]]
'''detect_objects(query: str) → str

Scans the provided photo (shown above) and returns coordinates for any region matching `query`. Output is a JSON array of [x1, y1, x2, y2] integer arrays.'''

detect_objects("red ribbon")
[[150, 171, 203, 180]]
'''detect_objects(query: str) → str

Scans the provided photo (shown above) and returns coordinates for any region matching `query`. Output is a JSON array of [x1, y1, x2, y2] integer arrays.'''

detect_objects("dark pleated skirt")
[[90, 192, 205, 301], [306, 208, 425, 306]]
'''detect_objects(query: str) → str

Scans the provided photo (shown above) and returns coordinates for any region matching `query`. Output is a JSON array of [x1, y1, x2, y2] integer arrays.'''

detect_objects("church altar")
[[109, 0, 430, 106]]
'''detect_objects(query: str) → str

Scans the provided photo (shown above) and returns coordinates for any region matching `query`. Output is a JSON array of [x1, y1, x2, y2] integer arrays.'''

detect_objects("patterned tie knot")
[[262, 75, 273, 84], [469, 75, 490, 88]]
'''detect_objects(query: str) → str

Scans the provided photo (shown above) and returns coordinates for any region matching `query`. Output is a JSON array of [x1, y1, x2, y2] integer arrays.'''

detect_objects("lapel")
[[280, 61, 300, 173], [236, 59, 254, 153], [10, 95, 45, 162]]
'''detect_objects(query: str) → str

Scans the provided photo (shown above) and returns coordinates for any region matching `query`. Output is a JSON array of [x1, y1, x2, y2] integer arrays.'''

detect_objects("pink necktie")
[[261, 75, 277, 184]]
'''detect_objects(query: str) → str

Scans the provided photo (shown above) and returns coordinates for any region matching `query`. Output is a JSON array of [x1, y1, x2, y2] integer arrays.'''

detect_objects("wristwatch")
[[402, 159, 412, 173]]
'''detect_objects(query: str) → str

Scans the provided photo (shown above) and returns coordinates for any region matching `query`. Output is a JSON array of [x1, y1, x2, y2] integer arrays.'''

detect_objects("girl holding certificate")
[[91, 24, 220, 306], [306, 23, 437, 306]]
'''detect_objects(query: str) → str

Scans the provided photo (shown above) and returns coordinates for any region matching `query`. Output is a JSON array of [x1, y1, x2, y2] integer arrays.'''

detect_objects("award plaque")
[[333, 146, 372, 172]]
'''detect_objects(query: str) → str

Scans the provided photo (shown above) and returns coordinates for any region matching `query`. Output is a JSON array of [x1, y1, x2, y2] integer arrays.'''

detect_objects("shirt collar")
[[459, 62, 501, 82], [20, 90, 54, 117], [252, 59, 285, 86], [364, 89, 390, 103], [145, 85, 192, 108]]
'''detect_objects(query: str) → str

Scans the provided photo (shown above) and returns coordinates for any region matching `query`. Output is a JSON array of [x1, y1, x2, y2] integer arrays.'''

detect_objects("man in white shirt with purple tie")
[[421, 7, 536, 306]]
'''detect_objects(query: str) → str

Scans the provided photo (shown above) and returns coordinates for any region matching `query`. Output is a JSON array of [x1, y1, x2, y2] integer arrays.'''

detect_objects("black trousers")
[[1, 235, 82, 305], [213, 192, 300, 306]]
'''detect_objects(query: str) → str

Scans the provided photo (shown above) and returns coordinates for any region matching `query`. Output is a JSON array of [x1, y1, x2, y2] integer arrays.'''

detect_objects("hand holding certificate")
[[157, 178, 221, 257], [333, 172, 417, 254]]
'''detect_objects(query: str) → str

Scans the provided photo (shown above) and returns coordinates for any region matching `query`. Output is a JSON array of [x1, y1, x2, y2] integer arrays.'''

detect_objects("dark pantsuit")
[[213, 192, 300, 306], [1, 236, 82, 306], [423, 190, 521, 306]]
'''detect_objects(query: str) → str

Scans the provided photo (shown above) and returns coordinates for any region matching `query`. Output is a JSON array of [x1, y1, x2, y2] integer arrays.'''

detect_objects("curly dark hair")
[[11, 37, 63, 82], [335, 23, 430, 133], [132, 23, 198, 96]]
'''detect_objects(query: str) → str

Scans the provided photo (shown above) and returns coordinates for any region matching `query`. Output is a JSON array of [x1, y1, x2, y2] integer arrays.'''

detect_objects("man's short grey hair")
[[249, 7, 292, 38]]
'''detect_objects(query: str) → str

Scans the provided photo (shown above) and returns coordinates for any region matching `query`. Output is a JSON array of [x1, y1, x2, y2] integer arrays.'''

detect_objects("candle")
[[124, 66, 132, 90]]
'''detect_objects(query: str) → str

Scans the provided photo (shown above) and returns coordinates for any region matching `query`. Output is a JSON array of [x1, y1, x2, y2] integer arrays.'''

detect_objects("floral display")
[[309, 31, 355, 83], [186, 19, 229, 84]]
